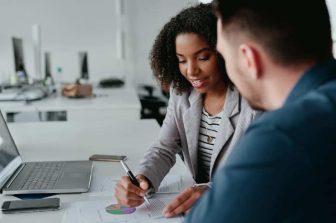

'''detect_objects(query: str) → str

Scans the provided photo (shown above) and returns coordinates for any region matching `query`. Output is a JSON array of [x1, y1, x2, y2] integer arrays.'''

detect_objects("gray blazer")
[[137, 86, 256, 191]]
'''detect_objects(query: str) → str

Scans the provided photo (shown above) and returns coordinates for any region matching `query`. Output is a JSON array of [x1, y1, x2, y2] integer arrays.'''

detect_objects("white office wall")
[[327, 0, 336, 33], [126, 0, 197, 85], [326, 0, 336, 55], [0, 0, 197, 85], [0, 0, 119, 83]]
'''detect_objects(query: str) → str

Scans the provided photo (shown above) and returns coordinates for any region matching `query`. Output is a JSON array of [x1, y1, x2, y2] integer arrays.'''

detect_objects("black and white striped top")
[[196, 108, 224, 183]]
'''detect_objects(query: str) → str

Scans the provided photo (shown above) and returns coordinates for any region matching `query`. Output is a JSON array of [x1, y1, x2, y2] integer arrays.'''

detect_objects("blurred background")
[[0, 0, 335, 124], [0, 0, 202, 86]]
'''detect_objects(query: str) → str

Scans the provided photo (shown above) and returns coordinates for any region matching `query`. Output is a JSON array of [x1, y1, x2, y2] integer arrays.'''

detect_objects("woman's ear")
[[238, 43, 262, 80]]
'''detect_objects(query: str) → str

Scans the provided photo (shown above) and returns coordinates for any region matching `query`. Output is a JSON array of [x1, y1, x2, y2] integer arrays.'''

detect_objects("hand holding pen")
[[114, 160, 150, 206]]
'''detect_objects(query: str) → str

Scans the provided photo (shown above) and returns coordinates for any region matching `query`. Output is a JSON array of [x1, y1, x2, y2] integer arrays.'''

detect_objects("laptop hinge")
[[3, 163, 26, 189]]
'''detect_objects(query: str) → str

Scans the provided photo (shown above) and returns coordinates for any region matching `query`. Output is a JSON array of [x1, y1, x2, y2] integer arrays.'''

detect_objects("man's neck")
[[262, 62, 315, 110]]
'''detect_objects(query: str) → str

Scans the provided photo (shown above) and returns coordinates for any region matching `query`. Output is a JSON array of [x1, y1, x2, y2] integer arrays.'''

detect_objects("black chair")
[[138, 85, 167, 126], [138, 85, 185, 161], [139, 85, 185, 162]]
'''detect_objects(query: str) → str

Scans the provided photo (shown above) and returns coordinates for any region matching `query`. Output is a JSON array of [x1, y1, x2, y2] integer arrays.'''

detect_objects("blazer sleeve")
[[137, 89, 183, 191], [185, 123, 314, 222]]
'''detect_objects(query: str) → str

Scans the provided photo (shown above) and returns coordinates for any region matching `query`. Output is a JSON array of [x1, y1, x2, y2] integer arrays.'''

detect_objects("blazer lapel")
[[183, 90, 203, 178], [210, 87, 240, 176]]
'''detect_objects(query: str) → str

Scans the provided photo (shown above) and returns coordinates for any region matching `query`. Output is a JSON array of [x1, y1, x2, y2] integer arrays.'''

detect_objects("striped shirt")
[[196, 108, 224, 183]]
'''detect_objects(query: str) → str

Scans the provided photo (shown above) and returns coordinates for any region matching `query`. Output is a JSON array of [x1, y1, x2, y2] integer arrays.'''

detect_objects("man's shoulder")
[[244, 81, 336, 160], [257, 81, 336, 129]]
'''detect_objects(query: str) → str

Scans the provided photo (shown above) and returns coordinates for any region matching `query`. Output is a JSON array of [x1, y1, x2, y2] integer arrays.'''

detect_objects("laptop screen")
[[0, 111, 21, 189], [0, 115, 19, 172]]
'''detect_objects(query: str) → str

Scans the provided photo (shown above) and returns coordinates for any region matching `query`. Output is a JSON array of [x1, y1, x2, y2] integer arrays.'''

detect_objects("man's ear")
[[238, 43, 262, 80]]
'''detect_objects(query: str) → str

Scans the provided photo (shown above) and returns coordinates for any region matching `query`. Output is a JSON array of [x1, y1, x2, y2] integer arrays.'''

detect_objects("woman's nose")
[[186, 61, 200, 77]]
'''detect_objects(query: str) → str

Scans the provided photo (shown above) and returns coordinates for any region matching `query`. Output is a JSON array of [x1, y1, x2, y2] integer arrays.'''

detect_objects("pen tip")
[[145, 197, 150, 205]]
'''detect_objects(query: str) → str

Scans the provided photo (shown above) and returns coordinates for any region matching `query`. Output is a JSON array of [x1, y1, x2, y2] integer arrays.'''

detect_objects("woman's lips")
[[190, 79, 206, 88]]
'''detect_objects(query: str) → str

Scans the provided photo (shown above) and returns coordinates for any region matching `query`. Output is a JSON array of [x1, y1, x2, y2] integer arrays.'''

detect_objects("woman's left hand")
[[162, 185, 208, 218]]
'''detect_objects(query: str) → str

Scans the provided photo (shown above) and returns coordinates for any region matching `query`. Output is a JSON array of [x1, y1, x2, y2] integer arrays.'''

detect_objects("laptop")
[[0, 111, 93, 195]]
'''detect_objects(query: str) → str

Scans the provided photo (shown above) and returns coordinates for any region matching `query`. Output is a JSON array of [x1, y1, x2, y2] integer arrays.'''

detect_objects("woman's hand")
[[162, 185, 208, 218], [114, 175, 150, 207]]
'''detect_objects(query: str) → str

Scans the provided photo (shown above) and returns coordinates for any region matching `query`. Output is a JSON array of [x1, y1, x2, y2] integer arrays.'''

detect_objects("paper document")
[[62, 194, 184, 223], [157, 175, 183, 193], [143, 197, 166, 218], [89, 175, 194, 196], [89, 175, 119, 194]]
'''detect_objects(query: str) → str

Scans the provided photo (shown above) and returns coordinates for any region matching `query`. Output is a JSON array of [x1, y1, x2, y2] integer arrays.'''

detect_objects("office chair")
[[138, 85, 167, 126], [137, 85, 184, 162]]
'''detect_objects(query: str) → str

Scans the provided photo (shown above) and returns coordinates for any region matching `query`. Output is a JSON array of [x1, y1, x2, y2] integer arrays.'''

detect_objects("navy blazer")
[[185, 59, 336, 222]]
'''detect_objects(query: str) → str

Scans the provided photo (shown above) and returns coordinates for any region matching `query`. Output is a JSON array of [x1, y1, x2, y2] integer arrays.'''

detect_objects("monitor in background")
[[12, 37, 28, 84], [79, 51, 89, 81], [32, 24, 42, 81], [44, 52, 54, 86]]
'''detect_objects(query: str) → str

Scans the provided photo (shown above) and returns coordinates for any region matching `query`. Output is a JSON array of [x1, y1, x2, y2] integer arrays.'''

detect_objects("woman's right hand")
[[114, 174, 150, 207]]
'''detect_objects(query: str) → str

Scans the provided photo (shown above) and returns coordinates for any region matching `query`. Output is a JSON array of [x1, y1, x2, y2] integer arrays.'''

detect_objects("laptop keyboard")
[[18, 162, 65, 190]]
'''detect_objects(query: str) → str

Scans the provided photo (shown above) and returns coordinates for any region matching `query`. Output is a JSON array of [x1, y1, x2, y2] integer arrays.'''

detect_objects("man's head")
[[212, 0, 333, 110]]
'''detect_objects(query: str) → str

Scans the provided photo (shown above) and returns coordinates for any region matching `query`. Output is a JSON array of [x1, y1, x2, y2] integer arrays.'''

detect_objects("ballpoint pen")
[[120, 160, 150, 205]]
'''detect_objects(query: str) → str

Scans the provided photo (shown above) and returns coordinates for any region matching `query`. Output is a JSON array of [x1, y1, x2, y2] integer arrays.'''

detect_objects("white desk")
[[0, 86, 141, 122], [0, 120, 187, 223]]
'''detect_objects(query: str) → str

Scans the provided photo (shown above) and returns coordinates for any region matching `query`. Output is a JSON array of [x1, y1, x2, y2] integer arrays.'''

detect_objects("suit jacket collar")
[[210, 86, 240, 176], [286, 58, 336, 105], [183, 86, 241, 178], [183, 89, 203, 178]]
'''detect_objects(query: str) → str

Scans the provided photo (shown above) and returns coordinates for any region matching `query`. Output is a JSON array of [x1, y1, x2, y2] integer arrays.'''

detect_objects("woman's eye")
[[178, 59, 186, 64], [199, 56, 210, 61]]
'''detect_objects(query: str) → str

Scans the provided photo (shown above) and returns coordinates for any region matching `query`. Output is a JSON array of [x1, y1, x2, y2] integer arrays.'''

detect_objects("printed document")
[[62, 194, 184, 223], [89, 174, 194, 195]]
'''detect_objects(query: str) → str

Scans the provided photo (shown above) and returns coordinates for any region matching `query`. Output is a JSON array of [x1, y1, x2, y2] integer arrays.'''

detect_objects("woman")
[[114, 3, 256, 217]]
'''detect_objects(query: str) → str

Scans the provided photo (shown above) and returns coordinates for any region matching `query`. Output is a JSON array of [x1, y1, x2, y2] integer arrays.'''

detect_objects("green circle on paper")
[[105, 204, 136, 215]]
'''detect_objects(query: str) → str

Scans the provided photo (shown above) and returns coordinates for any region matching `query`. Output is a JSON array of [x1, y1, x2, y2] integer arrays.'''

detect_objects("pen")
[[120, 160, 150, 205]]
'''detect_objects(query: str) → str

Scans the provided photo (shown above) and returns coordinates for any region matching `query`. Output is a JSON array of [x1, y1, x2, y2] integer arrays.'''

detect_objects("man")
[[185, 0, 336, 222]]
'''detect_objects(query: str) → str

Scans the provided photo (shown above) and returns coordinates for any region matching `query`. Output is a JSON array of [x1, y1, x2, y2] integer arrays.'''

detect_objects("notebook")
[[0, 110, 92, 195]]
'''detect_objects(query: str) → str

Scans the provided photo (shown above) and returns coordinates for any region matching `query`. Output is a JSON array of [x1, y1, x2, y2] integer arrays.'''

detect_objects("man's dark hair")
[[212, 0, 333, 65], [150, 3, 227, 93]]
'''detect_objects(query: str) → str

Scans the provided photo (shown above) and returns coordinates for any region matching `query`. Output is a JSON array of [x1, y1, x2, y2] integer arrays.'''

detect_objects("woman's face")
[[175, 33, 225, 94]]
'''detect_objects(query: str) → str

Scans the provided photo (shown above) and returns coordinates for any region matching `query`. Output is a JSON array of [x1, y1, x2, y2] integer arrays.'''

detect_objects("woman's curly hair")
[[150, 3, 227, 94]]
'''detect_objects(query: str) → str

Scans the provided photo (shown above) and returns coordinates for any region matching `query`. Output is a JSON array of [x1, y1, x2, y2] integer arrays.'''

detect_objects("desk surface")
[[0, 120, 187, 222], [0, 86, 142, 121], [34, 87, 141, 111]]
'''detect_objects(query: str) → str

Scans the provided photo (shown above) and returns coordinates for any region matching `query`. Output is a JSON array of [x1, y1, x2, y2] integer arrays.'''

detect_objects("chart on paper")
[[62, 194, 184, 223]]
